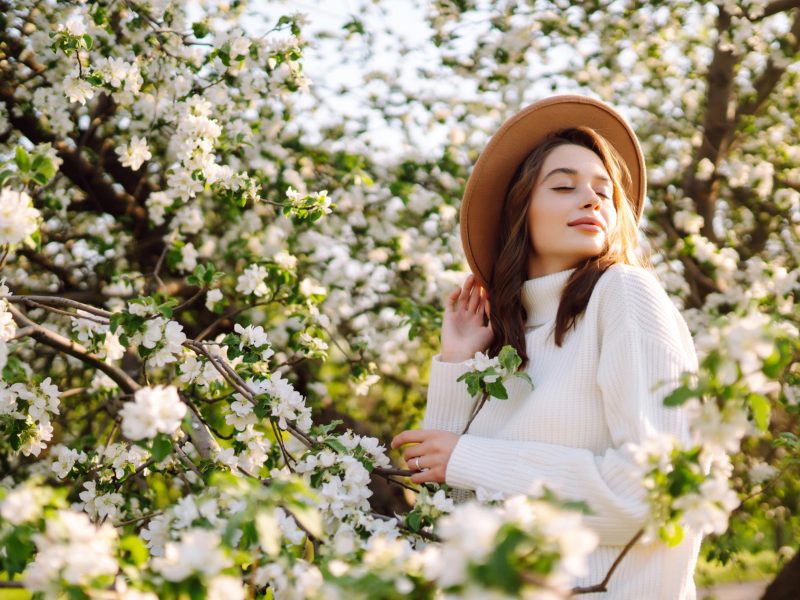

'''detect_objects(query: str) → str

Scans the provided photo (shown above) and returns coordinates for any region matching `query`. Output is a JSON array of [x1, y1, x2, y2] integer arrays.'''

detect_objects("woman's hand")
[[440, 273, 494, 363], [390, 429, 460, 484]]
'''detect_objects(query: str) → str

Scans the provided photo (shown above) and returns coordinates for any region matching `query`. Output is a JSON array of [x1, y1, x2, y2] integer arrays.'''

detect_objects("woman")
[[392, 96, 702, 599]]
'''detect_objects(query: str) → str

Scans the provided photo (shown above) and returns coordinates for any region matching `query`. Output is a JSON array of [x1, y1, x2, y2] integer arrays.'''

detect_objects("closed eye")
[[553, 186, 610, 199]]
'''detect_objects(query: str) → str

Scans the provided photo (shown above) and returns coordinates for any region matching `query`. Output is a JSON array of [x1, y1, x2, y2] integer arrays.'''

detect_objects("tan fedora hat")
[[460, 94, 646, 289]]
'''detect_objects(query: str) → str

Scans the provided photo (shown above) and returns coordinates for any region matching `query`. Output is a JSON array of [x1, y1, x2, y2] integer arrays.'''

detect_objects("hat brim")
[[460, 95, 646, 289]]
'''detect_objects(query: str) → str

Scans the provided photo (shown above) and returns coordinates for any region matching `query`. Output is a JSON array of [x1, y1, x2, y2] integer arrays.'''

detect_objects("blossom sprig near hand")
[[457, 345, 533, 400]]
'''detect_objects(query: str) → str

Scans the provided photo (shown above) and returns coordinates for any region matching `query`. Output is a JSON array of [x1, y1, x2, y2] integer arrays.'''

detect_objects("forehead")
[[540, 144, 609, 179]]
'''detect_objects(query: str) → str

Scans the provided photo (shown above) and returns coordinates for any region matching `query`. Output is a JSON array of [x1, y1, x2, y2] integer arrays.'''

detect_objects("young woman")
[[392, 96, 702, 599]]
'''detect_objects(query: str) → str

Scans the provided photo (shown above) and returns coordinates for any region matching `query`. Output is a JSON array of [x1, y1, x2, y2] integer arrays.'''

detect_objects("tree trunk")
[[761, 549, 800, 600]]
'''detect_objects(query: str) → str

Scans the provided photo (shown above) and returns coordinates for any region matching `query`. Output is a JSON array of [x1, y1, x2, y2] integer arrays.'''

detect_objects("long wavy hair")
[[486, 127, 649, 371]]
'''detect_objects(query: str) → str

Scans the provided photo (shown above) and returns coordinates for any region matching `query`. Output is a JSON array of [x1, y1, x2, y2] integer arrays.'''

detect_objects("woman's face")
[[526, 143, 617, 278]]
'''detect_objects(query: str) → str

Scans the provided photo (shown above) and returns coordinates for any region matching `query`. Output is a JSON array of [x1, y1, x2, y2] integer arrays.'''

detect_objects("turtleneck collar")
[[520, 268, 576, 327]]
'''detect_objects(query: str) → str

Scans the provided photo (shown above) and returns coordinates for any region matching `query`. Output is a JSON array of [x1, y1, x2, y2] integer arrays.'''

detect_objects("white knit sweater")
[[423, 263, 702, 599]]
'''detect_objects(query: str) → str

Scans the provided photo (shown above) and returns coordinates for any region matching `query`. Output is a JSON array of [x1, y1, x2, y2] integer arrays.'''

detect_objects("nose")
[[581, 185, 602, 209]]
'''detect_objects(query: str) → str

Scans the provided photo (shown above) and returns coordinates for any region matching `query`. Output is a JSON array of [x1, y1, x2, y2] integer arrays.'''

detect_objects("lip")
[[568, 217, 606, 231]]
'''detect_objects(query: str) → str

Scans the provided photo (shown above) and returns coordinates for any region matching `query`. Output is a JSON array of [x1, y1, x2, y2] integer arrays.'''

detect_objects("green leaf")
[[748, 393, 771, 431], [0, 169, 15, 185], [82, 34, 93, 49], [324, 438, 347, 454], [514, 371, 534, 390], [406, 510, 422, 532], [32, 171, 48, 186], [486, 380, 508, 400], [192, 22, 210, 38], [34, 156, 56, 180], [15, 146, 30, 172], [5, 526, 35, 576], [120, 534, 149, 566], [498, 344, 521, 373], [151, 433, 173, 462], [92, 6, 107, 26], [664, 385, 695, 407]]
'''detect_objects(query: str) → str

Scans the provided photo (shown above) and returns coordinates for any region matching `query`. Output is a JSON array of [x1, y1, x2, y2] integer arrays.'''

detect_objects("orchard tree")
[[0, 0, 798, 599]]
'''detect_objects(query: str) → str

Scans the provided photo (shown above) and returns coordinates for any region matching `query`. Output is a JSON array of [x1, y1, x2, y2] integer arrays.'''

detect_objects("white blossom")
[[64, 72, 95, 105], [236, 264, 269, 297], [151, 528, 231, 582], [115, 136, 152, 171], [119, 385, 186, 440], [0, 189, 40, 245], [1, 485, 44, 524], [205, 288, 223, 310], [24, 510, 118, 595]]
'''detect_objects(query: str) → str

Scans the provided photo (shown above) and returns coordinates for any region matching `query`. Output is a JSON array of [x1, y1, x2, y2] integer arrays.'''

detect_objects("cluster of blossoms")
[[0, 376, 60, 457], [121, 301, 188, 368], [284, 186, 334, 220], [318, 493, 598, 599], [236, 263, 270, 298], [177, 345, 229, 389], [119, 385, 187, 441], [137, 483, 320, 598], [429, 495, 599, 597], [246, 372, 313, 433], [71, 309, 124, 361], [294, 432, 391, 524], [233, 323, 276, 362], [0, 189, 40, 246], [628, 431, 740, 542], [23, 510, 118, 598]]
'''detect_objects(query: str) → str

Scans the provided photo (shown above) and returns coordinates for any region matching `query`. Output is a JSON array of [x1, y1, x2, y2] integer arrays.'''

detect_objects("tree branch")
[[684, 6, 737, 244], [7, 303, 138, 393]]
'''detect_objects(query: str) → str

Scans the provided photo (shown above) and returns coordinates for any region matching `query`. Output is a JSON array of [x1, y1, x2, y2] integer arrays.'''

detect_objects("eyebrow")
[[542, 167, 611, 184]]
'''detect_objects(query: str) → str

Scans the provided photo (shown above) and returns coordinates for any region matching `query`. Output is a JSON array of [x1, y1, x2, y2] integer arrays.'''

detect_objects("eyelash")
[[552, 187, 610, 199]]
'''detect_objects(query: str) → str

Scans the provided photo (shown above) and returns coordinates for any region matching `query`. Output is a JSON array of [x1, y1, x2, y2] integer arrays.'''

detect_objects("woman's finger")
[[446, 286, 461, 310], [459, 275, 475, 311], [391, 429, 430, 449], [467, 282, 481, 313]]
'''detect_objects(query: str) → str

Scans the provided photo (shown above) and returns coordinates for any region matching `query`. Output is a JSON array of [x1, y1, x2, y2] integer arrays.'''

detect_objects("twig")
[[173, 284, 207, 313], [10, 325, 35, 340], [195, 296, 276, 341], [7, 296, 112, 318], [570, 529, 644, 595], [174, 442, 204, 480], [114, 510, 164, 527], [461, 391, 488, 434], [152, 242, 169, 291], [25, 299, 109, 324]]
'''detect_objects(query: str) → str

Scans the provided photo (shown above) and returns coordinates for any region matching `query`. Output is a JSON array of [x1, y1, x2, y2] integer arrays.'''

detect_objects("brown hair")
[[486, 127, 649, 371]]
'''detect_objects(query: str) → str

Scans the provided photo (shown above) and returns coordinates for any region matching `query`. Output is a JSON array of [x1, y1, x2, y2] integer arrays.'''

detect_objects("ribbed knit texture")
[[423, 264, 702, 599]]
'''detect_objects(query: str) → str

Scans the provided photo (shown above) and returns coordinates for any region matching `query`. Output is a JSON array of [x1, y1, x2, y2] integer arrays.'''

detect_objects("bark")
[[761, 549, 800, 600]]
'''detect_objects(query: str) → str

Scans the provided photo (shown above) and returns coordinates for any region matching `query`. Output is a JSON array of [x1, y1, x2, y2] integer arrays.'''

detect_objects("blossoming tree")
[[0, 0, 798, 598]]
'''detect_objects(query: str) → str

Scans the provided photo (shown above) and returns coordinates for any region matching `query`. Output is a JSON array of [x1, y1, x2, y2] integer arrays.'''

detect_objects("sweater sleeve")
[[444, 266, 698, 546], [421, 353, 480, 433]]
